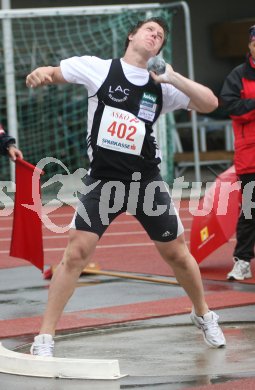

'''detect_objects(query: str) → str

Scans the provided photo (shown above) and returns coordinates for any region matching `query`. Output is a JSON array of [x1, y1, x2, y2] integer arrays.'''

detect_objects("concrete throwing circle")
[[49, 323, 254, 377], [14, 323, 255, 376], [3, 322, 254, 389]]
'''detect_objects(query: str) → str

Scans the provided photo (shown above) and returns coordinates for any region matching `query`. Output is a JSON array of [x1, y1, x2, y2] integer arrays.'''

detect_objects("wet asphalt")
[[0, 265, 255, 389]]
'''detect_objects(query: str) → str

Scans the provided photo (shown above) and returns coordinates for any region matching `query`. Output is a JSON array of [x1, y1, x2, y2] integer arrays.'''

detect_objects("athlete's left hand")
[[149, 63, 174, 84]]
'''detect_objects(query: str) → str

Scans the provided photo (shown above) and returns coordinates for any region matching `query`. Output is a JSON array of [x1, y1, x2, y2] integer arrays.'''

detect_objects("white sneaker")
[[227, 258, 252, 281], [30, 334, 54, 357], [190, 310, 226, 348]]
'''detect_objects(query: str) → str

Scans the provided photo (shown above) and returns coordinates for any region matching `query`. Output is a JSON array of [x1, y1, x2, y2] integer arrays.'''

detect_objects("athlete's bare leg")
[[39, 229, 99, 335], [154, 234, 208, 316]]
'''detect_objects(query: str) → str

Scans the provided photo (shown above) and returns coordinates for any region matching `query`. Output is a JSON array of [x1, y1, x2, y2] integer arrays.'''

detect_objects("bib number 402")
[[107, 121, 136, 141]]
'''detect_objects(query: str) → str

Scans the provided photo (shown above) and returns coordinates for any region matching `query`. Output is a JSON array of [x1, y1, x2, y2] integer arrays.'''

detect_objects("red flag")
[[10, 158, 45, 271], [190, 165, 241, 263]]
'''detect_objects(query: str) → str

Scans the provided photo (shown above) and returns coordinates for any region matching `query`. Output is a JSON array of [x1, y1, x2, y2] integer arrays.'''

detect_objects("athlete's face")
[[249, 40, 255, 61], [128, 22, 165, 57]]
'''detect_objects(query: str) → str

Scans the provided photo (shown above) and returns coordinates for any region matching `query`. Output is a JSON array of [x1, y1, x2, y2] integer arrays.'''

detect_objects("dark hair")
[[124, 17, 169, 53], [249, 25, 255, 42]]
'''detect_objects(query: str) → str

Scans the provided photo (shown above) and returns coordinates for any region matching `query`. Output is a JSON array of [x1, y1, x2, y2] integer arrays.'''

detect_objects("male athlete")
[[26, 17, 226, 356]]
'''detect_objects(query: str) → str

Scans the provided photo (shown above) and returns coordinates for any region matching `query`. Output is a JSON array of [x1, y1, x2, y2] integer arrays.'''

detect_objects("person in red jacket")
[[220, 25, 255, 280], [0, 124, 23, 160]]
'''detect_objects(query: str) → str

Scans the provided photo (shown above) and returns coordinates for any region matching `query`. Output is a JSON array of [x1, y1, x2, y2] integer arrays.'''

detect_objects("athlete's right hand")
[[26, 67, 53, 88]]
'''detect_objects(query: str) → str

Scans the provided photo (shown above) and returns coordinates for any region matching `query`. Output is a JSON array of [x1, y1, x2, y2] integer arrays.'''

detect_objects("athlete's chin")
[[143, 46, 157, 58]]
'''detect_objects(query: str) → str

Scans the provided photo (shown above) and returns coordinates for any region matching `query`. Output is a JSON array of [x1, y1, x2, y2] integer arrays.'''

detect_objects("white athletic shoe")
[[190, 310, 226, 348], [30, 334, 54, 357], [227, 258, 252, 281]]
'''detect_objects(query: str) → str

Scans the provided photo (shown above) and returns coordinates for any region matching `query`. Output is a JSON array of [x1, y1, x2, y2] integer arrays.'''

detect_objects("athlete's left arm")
[[150, 63, 218, 113]]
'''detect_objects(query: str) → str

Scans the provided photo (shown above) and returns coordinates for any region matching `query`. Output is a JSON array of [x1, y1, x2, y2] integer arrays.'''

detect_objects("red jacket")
[[220, 55, 255, 174]]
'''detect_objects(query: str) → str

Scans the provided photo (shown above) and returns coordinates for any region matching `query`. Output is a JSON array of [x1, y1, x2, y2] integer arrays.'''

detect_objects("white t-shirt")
[[60, 56, 190, 114], [60, 56, 190, 180]]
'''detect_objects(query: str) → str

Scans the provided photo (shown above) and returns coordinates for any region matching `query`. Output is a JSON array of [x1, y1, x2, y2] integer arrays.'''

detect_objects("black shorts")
[[70, 173, 184, 242]]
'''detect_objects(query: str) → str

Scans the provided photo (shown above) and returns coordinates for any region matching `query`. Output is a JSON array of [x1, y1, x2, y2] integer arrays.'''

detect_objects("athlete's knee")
[[64, 231, 96, 271], [165, 249, 190, 267], [158, 239, 191, 267], [63, 248, 87, 274]]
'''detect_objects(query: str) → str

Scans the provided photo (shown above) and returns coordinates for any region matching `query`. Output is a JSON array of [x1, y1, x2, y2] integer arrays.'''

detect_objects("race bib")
[[97, 105, 145, 155], [137, 92, 158, 122]]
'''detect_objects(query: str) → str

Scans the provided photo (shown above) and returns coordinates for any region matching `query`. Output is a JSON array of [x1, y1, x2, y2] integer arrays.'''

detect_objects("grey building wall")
[[187, 0, 254, 94]]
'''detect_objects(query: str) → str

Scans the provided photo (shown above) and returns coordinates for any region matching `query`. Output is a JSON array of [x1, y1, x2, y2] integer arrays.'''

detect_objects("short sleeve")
[[161, 83, 190, 114], [60, 56, 111, 96]]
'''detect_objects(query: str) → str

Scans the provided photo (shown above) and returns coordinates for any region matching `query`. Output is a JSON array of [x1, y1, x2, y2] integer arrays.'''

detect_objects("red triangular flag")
[[10, 158, 45, 271]]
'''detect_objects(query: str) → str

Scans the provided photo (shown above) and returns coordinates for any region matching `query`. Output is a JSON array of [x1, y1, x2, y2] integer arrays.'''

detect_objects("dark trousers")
[[233, 173, 255, 262]]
